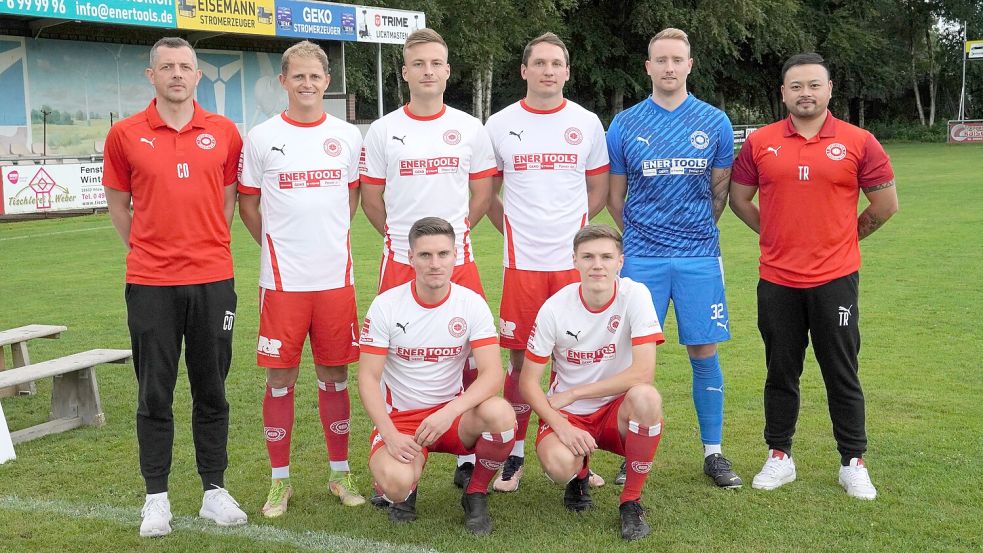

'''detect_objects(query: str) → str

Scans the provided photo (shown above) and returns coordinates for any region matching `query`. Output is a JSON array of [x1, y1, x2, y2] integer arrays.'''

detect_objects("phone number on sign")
[[4, 0, 67, 14]]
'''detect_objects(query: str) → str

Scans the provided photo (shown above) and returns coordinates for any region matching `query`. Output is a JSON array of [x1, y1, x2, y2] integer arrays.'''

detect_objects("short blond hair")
[[281, 40, 329, 76], [403, 28, 447, 60], [648, 27, 691, 57], [522, 32, 569, 66], [573, 224, 623, 253]]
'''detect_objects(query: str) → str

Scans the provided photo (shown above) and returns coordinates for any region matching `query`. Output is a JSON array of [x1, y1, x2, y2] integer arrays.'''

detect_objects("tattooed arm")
[[858, 179, 898, 240], [711, 167, 732, 223]]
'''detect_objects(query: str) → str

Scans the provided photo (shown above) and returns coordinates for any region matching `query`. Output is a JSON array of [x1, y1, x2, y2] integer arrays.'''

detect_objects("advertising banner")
[[274, 0, 355, 41], [947, 120, 983, 144], [0, 0, 176, 28], [176, 0, 276, 35], [2, 163, 107, 215], [355, 5, 424, 44], [966, 39, 983, 61]]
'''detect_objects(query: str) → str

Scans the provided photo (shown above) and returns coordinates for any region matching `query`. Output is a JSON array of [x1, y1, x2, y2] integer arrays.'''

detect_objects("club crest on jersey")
[[196, 133, 216, 150], [607, 315, 621, 334], [448, 317, 468, 338], [323, 138, 342, 157], [443, 129, 461, 145], [564, 127, 583, 145], [690, 130, 710, 150], [826, 143, 847, 160], [265, 427, 287, 442], [330, 419, 350, 435]]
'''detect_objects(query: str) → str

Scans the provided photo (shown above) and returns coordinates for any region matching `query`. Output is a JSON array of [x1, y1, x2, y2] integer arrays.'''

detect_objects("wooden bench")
[[0, 324, 68, 397], [0, 349, 131, 445]]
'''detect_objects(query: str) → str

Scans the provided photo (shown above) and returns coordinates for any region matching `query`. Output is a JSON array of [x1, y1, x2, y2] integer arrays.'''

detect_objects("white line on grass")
[[0, 495, 443, 553], [0, 225, 114, 241]]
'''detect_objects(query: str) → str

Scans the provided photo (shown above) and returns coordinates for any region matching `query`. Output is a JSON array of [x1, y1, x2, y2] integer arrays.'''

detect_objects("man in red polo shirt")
[[729, 53, 898, 501], [103, 37, 247, 537]]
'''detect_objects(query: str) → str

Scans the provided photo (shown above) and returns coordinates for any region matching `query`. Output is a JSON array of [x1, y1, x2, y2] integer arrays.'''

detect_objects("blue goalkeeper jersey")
[[607, 94, 734, 257]]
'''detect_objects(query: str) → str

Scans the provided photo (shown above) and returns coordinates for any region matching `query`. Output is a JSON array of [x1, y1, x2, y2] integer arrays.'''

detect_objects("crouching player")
[[357, 217, 517, 535], [520, 224, 664, 541]]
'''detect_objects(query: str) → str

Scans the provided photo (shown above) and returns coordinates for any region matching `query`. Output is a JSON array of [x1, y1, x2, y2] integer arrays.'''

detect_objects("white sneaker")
[[752, 449, 796, 490], [199, 486, 248, 526], [839, 458, 877, 500], [139, 495, 172, 537]]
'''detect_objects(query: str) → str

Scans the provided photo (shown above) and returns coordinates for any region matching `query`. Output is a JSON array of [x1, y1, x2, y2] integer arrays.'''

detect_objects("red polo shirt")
[[732, 112, 894, 288], [103, 99, 243, 285]]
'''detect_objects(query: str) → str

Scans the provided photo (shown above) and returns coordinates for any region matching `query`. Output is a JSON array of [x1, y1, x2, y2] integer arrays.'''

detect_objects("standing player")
[[360, 28, 497, 485], [238, 41, 365, 517], [606, 27, 741, 488], [730, 53, 898, 499], [103, 37, 247, 537], [484, 32, 610, 492], [357, 217, 516, 535], [521, 225, 665, 541]]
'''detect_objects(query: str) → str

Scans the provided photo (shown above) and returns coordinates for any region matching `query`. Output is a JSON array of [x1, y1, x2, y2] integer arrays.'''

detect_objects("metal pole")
[[958, 21, 968, 121], [377, 43, 384, 118], [42, 109, 48, 157]]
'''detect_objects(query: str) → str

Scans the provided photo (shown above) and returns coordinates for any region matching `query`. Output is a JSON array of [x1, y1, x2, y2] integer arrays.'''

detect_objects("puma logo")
[[705, 386, 724, 393], [395, 322, 409, 334], [767, 146, 782, 156], [636, 136, 650, 146], [716, 321, 729, 331], [509, 130, 524, 141], [392, 135, 406, 145], [565, 330, 582, 341], [271, 144, 286, 155], [140, 137, 156, 149]]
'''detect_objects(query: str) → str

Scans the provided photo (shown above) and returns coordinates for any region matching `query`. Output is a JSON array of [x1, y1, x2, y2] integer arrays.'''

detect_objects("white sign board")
[[355, 6, 425, 44], [967, 40, 983, 60], [2, 163, 107, 215]]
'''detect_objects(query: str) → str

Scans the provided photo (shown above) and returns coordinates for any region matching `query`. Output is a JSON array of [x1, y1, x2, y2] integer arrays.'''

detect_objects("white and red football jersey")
[[239, 112, 361, 291], [360, 105, 497, 265], [525, 277, 664, 415], [484, 99, 609, 271], [360, 282, 498, 411]]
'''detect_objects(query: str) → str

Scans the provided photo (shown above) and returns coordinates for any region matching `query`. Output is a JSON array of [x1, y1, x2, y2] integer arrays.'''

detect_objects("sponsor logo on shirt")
[[277, 169, 343, 189], [566, 343, 616, 365], [448, 316, 468, 338], [564, 127, 583, 145], [641, 158, 708, 176], [196, 133, 216, 150], [394, 345, 464, 362], [324, 138, 342, 157], [513, 153, 578, 171], [607, 315, 621, 334], [398, 157, 461, 176], [500, 318, 516, 338], [826, 143, 847, 161], [360, 318, 372, 343], [443, 129, 461, 145]]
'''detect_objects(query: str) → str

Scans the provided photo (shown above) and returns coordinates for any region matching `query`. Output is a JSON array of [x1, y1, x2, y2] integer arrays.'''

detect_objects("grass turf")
[[0, 142, 980, 552]]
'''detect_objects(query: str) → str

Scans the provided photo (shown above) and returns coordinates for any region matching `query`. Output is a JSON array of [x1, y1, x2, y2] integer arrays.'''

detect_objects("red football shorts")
[[378, 256, 485, 298], [499, 268, 580, 350], [369, 402, 472, 461], [536, 394, 627, 456], [256, 286, 360, 368]]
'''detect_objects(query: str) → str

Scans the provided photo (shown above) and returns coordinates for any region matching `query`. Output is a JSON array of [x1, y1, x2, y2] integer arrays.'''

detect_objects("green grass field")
[[1, 143, 980, 552]]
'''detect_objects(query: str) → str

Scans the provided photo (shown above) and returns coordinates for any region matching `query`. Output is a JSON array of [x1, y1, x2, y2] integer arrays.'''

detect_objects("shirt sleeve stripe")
[[359, 344, 388, 355], [632, 333, 665, 346], [470, 336, 499, 349], [524, 350, 550, 364], [469, 167, 499, 180], [348, 179, 360, 189], [585, 163, 610, 176], [360, 175, 386, 186], [237, 184, 261, 195]]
